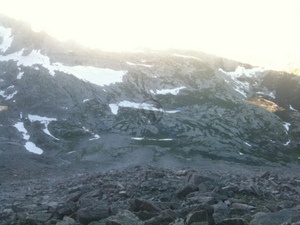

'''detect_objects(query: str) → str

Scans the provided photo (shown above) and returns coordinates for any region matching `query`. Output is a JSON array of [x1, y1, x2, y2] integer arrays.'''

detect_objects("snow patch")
[[173, 54, 203, 61], [89, 134, 100, 141], [109, 100, 180, 115], [83, 99, 90, 103], [283, 139, 291, 146], [126, 61, 153, 68], [244, 142, 251, 147], [289, 105, 298, 111], [0, 90, 18, 100], [0, 26, 13, 52], [17, 72, 24, 79], [256, 91, 276, 99], [28, 114, 59, 140], [13, 122, 30, 140], [24, 142, 43, 155], [151, 86, 186, 95], [283, 122, 291, 132], [219, 66, 266, 98], [0, 49, 127, 86], [131, 137, 173, 141]]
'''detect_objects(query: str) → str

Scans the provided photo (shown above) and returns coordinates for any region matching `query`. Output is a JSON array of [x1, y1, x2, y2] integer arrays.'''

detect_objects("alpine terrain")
[[1, 14, 300, 225]]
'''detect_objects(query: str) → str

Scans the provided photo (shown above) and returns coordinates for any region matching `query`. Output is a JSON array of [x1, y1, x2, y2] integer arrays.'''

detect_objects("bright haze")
[[1, 0, 300, 70]]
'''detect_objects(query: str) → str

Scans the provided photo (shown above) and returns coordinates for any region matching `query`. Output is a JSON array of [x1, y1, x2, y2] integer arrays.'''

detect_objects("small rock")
[[249, 209, 299, 225], [56, 216, 77, 225], [169, 218, 185, 225], [106, 210, 143, 225], [217, 218, 248, 225], [185, 210, 208, 225], [230, 203, 256, 216], [76, 205, 109, 225], [56, 202, 77, 216], [175, 185, 195, 198], [129, 198, 159, 213]]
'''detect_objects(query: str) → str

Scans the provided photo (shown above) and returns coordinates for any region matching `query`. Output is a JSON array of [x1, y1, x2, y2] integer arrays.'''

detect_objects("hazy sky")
[[1, 0, 300, 70]]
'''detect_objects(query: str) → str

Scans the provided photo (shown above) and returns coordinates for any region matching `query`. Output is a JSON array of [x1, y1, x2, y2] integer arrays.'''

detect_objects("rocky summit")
[[1, 14, 300, 225]]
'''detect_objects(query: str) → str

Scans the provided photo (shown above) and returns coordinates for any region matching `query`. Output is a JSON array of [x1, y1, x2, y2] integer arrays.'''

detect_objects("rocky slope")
[[1, 165, 300, 225]]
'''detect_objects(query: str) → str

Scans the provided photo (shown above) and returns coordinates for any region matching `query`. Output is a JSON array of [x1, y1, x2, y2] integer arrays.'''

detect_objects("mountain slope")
[[1, 14, 300, 175]]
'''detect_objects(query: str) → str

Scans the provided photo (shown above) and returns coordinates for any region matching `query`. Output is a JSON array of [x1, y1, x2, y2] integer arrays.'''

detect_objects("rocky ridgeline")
[[1, 166, 300, 225]]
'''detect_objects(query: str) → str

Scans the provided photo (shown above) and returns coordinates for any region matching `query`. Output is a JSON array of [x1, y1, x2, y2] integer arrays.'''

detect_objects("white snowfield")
[[13, 121, 43, 154], [28, 114, 59, 140], [0, 26, 127, 86], [150, 86, 186, 95], [109, 100, 180, 115], [219, 66, 266, 98]]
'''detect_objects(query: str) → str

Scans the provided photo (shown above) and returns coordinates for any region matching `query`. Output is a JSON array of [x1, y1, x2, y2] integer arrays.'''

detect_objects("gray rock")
[[25, 212, 52, 224], [105, 210, 143, 225], [213, 201, 230, 224], [129, 198, 160, 213], [169, 218, 185, 225], [185, 210, 208, 225], [175, 185, 195, 198], [56, 216, 77, 225], [249, 209, 299, 225], [76, 205, 109, 225], [230, 203, 256, 216], [56, 202, 77, 216], [217, 218, 248, 225]]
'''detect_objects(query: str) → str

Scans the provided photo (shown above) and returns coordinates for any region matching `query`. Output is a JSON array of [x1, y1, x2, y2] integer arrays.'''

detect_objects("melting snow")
[[239, 152, 244, 156], [0, 49, 127, 86], [283, 122, 291, 132], [219, 66, 265, 78], [17, 71, 24, 79], [131, 137, 173, 141], [289, 105, 298, 111], [109, 100, 179, 115], [0, 90, 18, 100], [24, 142, 43, 155], [89, 134, 100, 141], [219, 66, 266, 98], [28, 114, 59, 140], [256, 91, 276, 99], [13, 121, 43, 154], [151, 86, 186, 95], [0, 26, 13, 52], [244, 142, 251, 147], [126, 61, 153, 68], [83, 99, 90, 103], [283, 139, 291, 146], [14, 122, 30, 140], [173, 54, 203, 61]]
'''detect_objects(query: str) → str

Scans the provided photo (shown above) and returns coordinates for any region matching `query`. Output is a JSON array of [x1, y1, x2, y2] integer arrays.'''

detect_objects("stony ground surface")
[[1, 161, 300, 225]]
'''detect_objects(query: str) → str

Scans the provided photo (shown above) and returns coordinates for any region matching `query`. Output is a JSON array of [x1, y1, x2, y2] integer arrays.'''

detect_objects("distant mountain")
[[1, 14, 300, 172]]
